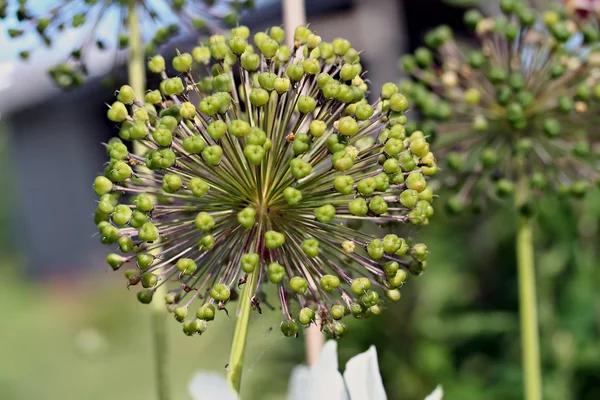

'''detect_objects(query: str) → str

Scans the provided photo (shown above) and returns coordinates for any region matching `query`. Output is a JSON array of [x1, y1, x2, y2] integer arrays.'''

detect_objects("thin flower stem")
[[226, 270, 258, 392], [516, 176, 542, 400], [128, 2, 170, 400]]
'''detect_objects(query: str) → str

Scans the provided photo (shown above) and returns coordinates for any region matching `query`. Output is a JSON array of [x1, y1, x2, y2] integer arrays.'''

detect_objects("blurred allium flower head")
[[2, 0, 253, 89], [93, 25, 437, 338], [401, 0, 600, 214]]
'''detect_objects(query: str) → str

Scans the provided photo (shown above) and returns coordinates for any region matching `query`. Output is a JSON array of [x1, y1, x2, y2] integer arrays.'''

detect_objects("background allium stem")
[[516, 176, 542, 400], [128, 2, 170, 399], [281, 0, 325, 365]]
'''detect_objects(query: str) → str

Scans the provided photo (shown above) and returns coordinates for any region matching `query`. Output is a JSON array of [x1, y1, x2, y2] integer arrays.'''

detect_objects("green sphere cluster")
[[94, 25, 437, 338], [401, 1, 600, 214], [3, 0, 253, 89]]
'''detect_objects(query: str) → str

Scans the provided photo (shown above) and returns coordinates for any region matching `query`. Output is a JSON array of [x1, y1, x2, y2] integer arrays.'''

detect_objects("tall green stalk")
[[516, 177, 542, 400], [127, 2, 170, 400], [227, 271, 258, 392]]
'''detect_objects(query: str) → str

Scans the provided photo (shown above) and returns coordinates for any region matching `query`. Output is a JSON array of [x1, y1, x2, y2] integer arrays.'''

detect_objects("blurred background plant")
[[0, 0, 598, 399], [2, 0, 254, 89]]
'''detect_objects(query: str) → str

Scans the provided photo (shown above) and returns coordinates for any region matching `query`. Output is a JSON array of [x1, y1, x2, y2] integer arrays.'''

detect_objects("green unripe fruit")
[[112, 204, 133, 226], [367, 239, 384, 260], [118, 236, 134, 253], [314, 204, 336, 223], [199, 234, 215, 250], [290, 158, 312, 179], [138, 222, 159, 242], [268, 262, 286, 283], [259, 38, 279, 58], [400, 189, 419, 209], [414, 47, 432, 68], [164, 77, 184, 95], [351, 277, 371, 295], [384, 138, 404, 157], [349, 197, 368, 216], [188, 177, 209, 197], [389, 93, 408, 112], [480, 148, 498, 167], [280, 320, 298, 337], [94, 176, 113, 196], [298, 96, 317, 114], [241, 253, 259, 273], [107, 101, 128, 122], [301, 238, 319, 257], [195, 212, 215, 231], [136, 253, 154, 270], [148, 55, 166, 73], [496, 179, 515, 196], [299, 308, 316, 325], [176, 258, 197, 275], [244, 144, 266, 165], [357, 177, 376, 195], [388, 269, 407, 288], [302, 58, 320, 75], [265, 231, 285, 249], [409, 243, 428, 262], [152, 127, 173, 147], [283, 187, 302, 205], [137, 290, 154, 304], [237, 207, 256, 228], [202, 145, 223, 166], [406, 172, 427, 192], [192, 46, 211, 64], [337, 116, 359, 136], [334, 175, 355, 194], [331, 305, 346, 320], [290, 276, 308, 294], [117, 85, 135, 104], [360, 290, 379, 308], [197, 304, 216, 321], [162, 174, 182, 193], [172, 53, 193, 72], [106, 253, 125, 271], [369, 196, 388, 215], [142, 272, 158, 288], [228, 35, 247, 55], [241, 52, 260, 71], [210, 283, 231, 301], [182, 135, 207, 154], [320, 274, 340, 291]]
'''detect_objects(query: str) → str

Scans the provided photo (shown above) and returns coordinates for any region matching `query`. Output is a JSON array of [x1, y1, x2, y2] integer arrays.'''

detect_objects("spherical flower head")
[[94, 25, 437, 338], [402, 3, 600, 214], [6, 0, 253, 89]]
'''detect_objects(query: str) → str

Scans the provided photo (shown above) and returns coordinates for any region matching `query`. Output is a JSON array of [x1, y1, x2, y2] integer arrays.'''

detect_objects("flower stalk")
[[128, 2, 169, 399], [227, 270, 258, 392], [516, 175, 542, 400]]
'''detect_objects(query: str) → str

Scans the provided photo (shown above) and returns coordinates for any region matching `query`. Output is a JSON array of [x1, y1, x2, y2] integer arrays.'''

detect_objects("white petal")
[[424, 385, 444, 400], [188, 371, 239, 400], [343, 346, 387, 400], [287, 365, 311, 400], [311, 341, 349, 400]]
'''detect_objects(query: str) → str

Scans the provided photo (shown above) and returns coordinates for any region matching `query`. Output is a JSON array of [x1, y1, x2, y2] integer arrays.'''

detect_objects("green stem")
[[127, 3, 170, 400], [516, 181, 542, 400], [227, 271, 258, 392]]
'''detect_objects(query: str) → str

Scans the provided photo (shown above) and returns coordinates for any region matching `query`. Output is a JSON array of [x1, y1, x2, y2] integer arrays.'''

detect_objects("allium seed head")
[[402, 3, 600, 213], [6, 0, 252, 89], [94, 26, 437, 338]]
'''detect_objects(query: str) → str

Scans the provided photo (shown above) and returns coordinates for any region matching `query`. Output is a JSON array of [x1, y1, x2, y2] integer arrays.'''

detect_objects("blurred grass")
[[0, 265, 297, 400]]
